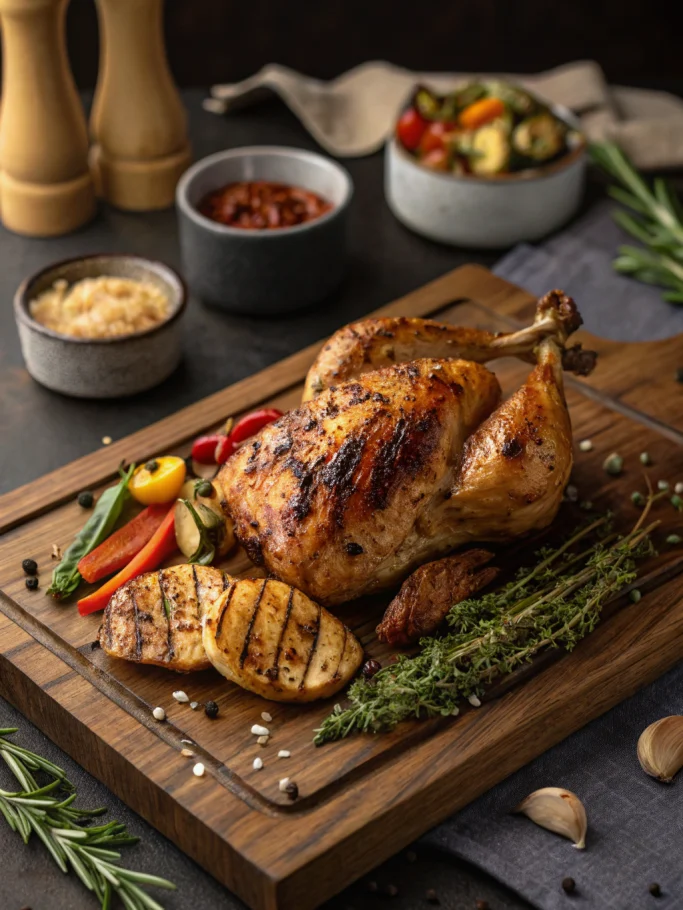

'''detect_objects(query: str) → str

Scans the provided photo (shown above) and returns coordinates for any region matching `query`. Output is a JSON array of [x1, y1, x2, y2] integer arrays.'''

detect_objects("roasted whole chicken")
[[215, 291, 596, 607]]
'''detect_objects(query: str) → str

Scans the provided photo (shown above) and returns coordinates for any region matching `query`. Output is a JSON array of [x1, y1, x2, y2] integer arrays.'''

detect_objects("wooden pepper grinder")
[[90, 0, 191, 211], [0, 0, 95, 236]]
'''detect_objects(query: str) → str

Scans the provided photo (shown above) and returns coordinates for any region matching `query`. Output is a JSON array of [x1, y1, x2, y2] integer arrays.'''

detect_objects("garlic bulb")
[[514, 787, 587, 848], [637, 715, 683, 783]]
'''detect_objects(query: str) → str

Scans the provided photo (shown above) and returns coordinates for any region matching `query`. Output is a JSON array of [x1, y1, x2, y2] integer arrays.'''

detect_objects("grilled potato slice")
[[202, 578, 363, 702], [100, 564, 230, 672]]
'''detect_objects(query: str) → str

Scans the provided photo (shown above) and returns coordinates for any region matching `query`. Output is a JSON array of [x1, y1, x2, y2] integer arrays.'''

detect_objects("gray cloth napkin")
[[492, 199, 683, 342]]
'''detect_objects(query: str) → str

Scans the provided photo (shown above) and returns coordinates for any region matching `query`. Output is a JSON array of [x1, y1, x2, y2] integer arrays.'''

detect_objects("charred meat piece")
[[99, 564, 229, 672], [376, 550, 498, 646], [202, 577, 363, 702]]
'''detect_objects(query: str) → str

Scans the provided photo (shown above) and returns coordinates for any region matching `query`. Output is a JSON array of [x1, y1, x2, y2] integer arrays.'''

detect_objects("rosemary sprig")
[[589, 142, 683, 303], [0, 728, 176, 909], [314, 496, 660, 745]]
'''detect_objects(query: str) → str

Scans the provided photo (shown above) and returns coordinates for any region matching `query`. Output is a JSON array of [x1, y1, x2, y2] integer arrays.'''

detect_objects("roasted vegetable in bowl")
[[395, 80, 580, 177]]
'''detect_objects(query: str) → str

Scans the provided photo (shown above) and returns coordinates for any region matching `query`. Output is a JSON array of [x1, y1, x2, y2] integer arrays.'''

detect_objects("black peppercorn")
[[562, 877, 576, 895], [144, 460, 160, 473], [204, 700, 219, 719], [196, 480, 214, 498], [649, 883, 662, 897], [77, 491, 94, 509], [284, 780, 299, 801], [22, 558, 38, 576], [25, 576, 39, 591], [345, 541, 364, 556], [361, 659, 382, 680]]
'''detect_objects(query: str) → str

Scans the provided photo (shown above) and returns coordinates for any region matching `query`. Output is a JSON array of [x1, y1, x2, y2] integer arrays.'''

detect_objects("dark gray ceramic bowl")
[[176, 146, 353, 315], [14, 254, 186, 399]]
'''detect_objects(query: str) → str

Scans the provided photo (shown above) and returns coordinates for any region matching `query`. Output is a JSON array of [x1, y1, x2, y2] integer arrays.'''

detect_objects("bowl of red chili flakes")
[[176, 146, 353, 315]]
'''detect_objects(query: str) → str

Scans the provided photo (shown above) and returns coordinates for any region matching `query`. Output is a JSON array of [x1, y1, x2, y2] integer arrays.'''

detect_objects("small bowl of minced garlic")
[[14, 254, 186, 398]]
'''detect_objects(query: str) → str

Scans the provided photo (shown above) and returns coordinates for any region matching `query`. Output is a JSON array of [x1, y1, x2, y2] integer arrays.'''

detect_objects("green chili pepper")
[[47, 465, 135, 600]]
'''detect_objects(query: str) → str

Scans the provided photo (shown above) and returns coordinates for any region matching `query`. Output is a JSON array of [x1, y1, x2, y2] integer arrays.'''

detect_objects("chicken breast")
[[202, 577, 364, 702], [100, 564, 229, 672]]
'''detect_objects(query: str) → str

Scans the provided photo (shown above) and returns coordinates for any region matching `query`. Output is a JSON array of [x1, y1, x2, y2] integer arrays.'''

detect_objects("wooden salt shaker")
[[90, 0, 191, 211], [0, 0, 95, 236]]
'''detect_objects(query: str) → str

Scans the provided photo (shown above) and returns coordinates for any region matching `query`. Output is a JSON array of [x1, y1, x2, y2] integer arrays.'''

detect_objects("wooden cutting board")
[[2, 265, 683, 910]]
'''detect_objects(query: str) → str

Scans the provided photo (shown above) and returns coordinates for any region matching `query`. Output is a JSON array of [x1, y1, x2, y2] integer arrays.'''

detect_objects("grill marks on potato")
[[100, 565, 227, 672], [203, 578, 363, 702]]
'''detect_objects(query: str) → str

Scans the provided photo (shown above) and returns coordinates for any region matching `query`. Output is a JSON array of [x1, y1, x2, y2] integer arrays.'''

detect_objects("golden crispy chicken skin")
[[215, 358, 501, 606], [216, 292, 596, 608], [376, 549, 499, 646], [99, 565, 229, 672]]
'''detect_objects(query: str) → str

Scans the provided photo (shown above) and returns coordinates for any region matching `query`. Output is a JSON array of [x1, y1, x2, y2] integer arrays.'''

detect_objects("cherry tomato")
[[418, 121, 458, 156], [396, 107, 428, 151]]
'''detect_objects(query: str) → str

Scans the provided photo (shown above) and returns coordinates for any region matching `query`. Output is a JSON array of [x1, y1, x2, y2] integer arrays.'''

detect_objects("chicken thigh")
[[216, 291, 596, 607]]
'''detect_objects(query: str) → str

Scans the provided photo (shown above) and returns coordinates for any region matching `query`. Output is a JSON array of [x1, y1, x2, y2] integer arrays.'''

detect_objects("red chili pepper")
[[77, 504, 169, 584], [77, 507, 177, 616], [191, 434, 223, 464], [215, 408, 283, 464]]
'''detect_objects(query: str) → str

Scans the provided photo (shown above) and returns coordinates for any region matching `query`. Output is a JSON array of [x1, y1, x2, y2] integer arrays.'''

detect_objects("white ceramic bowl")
[[385, 107, 586, 248]]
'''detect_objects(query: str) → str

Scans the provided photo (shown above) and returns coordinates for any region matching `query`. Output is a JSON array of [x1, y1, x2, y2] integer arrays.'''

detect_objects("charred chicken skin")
[[216, 291, 596, 607]]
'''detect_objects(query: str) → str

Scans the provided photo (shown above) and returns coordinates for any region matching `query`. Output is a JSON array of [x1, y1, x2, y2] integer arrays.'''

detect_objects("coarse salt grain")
[[181, 748, 194, 757], [193, 763, 205, 777], [173, 690, 189, 703], [676, 483, 683, 495], [578, 440, 593, 452], [253, 757, 263, 770], [102, 436, 112, 445], [468, 695, 482, 707], [261, 711, 272, 723], [152, 706, 165, 721], [278, 750, 291, 759], [190, 702, 199, 710], [278, 778, 291, 792], [257, 735, 269, 746], [251, 724, 269, 736], [180, 739, 194, 745]]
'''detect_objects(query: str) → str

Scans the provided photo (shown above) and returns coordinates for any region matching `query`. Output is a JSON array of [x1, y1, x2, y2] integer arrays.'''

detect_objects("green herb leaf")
[[315, 495, 661, 745], [47, 465, 135, 600]]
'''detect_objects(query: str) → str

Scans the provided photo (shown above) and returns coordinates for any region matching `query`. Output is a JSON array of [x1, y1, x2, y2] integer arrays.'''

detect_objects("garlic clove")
[[637, 715, 683, 783], [514, 787, 587, 849]]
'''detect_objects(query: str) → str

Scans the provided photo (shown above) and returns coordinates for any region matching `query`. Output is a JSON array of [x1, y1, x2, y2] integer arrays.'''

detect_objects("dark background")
[[16, 0, 683, 92]]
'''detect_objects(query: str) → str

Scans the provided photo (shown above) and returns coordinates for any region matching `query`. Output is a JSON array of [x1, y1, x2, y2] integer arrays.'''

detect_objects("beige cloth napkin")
[[205, 60, 683, 170]]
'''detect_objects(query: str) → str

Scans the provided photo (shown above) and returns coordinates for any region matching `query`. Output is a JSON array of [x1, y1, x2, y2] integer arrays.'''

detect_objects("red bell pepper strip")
[[77, 506, 177, 616], [77, 504, 169, 584], [215, 408, 283, 464], [191, 434, 223, 464]]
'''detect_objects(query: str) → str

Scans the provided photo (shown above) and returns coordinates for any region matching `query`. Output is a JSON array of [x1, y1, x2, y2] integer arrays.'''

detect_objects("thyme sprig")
[[0, 728, 176, 909], [315, 494, 661, 745]]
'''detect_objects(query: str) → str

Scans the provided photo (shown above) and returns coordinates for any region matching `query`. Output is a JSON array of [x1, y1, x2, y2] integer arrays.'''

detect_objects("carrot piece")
[[77, 507, 177, 616], [77, 504, 169, 583], [459, 97, 506, 130]]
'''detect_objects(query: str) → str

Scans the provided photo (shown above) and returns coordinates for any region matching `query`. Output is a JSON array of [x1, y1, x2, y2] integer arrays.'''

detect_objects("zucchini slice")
[[469, 123, 511, 175], [512, 113, 566, 161], [174, 479, 234, 564]]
